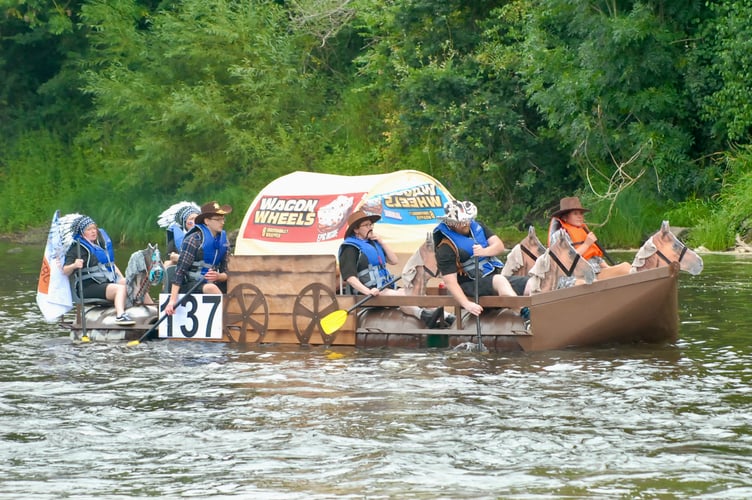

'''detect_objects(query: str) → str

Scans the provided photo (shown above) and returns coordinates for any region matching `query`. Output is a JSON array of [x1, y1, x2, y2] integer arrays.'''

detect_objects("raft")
[[63, 170, 683, 351]]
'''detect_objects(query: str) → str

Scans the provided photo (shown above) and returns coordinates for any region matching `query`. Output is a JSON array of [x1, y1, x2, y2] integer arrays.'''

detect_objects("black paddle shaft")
[[474, 256, 482, 350], [76, 241, 87, 337], [346, 275, 402, 313], [133, 277, 206, 344], [584, 225, 616, 265]]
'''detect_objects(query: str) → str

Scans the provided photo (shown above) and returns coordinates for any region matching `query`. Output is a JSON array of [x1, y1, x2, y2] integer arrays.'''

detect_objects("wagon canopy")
[[235, 170, 454, 256]]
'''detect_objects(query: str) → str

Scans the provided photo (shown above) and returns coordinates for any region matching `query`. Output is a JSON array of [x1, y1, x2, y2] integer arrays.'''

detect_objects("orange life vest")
[[559, 220, 603, 260]]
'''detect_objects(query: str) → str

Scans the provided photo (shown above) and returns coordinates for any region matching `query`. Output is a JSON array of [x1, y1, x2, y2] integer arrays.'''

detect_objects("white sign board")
[[158, 293, 224, 340]]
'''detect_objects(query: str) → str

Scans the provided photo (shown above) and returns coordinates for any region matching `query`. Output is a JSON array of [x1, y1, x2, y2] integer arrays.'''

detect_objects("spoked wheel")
[[293, 283, 338, 345], [223, 283, 269, 343]]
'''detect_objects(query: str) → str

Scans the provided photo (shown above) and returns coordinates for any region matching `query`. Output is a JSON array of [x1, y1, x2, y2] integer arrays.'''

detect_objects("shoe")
[[115, 314, 135, 326], [420, 307, 443, 329], [520, 307, 531, 332], [442, 313, 456, 328], [520, 307, 530, 321]]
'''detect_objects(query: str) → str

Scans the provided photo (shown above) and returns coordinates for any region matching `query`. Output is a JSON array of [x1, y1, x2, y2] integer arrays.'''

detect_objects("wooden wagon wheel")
[[292, 283, 339, 345], [223, 283, 269, 343]]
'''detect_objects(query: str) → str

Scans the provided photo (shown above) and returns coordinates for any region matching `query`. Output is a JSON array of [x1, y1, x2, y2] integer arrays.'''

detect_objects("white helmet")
[[441, 200, 477, 223]]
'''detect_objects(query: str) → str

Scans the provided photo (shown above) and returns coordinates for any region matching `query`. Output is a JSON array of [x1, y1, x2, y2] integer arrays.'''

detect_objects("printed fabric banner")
[[36, 210, 73, 322], [236, 170, 454, 256]]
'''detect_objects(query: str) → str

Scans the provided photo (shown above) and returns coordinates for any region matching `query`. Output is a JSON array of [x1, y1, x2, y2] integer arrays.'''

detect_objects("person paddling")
[[432, 200, 531, 328], [338, 210, 446, 329], [548, 197, 631, 279], [164, 201, 232, 316]]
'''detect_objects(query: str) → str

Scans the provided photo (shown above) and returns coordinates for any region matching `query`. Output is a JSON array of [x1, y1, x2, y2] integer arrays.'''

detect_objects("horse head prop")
[[125, 243, 165, 307], [631, 221, 703, 275], [528, 229, 596, 293], [502, 225, 546, 278]]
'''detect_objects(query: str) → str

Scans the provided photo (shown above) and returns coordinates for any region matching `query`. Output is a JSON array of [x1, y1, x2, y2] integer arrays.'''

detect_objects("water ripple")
[[2, 253, 752, 498]]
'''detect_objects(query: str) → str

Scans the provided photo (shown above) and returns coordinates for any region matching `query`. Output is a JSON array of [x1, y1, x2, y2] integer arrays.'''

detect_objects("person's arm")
[[339, 245, 378, 295], [475, 234, 505, 257], [578, 232, 598, 256], [205, 252, 229, 284], [371, 233, 399, 265], [164, 234, 200, 315], [340, 245, 378, 295], [436, 241, 482, 316], [346, 275, 376, 295], [62, 244, 84, 276]]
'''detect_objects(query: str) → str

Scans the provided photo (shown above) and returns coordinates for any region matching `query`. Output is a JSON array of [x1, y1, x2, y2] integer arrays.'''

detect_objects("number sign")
[[158, 293, 223, 340]]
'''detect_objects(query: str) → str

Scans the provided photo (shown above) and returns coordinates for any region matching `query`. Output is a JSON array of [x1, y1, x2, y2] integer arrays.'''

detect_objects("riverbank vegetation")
[[2, 0, 751, 249]]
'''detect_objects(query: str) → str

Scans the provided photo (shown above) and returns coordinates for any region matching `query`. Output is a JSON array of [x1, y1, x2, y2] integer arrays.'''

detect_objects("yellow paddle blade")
[[81, 335, 90, 343], [320, 309, 349, 335], [126, 340, 140, 347]]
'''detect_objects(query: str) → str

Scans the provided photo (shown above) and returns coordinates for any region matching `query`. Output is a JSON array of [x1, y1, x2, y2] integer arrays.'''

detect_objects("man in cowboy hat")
[[548, 196, 631, 279], [338, 210, 447, 329], [164, 201, 233, 316], [432, 200, 531, 326]]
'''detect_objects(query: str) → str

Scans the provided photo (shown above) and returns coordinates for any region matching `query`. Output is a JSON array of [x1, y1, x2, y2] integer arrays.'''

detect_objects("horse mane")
[[526, 252, 551, 294], [501, 244, 525, 277], [401, 246, 425, 291], [401, 233, 437, 293], [125, 244, 163, 307], [630, 237, 657, 272]]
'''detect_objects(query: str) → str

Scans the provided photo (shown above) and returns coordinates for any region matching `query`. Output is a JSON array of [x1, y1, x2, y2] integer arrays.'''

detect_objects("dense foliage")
[[2, 0, 751, 249]]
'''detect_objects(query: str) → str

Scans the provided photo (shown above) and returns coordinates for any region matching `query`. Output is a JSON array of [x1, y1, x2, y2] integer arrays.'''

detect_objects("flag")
[[36, 210, 73, 322]]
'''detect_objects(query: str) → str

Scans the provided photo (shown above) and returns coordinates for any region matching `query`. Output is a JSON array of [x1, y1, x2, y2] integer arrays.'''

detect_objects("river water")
[[1, 243, 751, 499]]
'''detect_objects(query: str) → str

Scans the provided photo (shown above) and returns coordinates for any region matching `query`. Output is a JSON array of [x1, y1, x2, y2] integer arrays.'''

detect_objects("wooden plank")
[[362, 295, 531, 309], [355, 328, 532, 337], [229, 255, 336, 274], [227, 275, 337, 296]]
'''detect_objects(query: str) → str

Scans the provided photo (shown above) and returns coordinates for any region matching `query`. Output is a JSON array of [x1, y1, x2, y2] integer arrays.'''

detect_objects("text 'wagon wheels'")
[[224, 283, 269, 343], [293, 283, 338, 345]]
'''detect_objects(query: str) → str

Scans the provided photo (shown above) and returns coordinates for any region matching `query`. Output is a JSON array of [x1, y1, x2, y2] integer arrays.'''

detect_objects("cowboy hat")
[[345, 210, 381, 237], [551, 197, 590, 218], [195, 201, 233, 225]]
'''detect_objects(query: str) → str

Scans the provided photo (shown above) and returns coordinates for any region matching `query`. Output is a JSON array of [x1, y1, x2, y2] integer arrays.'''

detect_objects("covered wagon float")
[[51, 170, 704, 351], [167, 169, 702, 352]]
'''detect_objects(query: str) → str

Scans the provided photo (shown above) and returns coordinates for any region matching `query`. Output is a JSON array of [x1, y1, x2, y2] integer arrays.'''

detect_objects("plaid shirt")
[[173, 231, 228, 286]]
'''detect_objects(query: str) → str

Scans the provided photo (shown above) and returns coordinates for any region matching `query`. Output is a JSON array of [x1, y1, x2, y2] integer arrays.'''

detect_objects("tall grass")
[[684, 147, 752, 250]]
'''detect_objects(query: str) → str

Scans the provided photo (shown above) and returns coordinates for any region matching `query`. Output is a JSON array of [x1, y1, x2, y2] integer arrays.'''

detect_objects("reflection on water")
[[2, 246, 752, 498]]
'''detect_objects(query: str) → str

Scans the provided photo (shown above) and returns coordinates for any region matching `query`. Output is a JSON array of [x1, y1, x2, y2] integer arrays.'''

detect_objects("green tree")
[[506, 0, 710, 210], [352, 0, 569, 224]]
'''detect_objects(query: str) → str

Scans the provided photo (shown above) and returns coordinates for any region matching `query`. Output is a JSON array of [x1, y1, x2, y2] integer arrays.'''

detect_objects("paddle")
[[127, 277, 205, 346], [320, 276, 401, 335], [594, 241, 616, 266], [474, 256, 483, 351], [76, 241, 89, 343], [584, 224, 616, 266]]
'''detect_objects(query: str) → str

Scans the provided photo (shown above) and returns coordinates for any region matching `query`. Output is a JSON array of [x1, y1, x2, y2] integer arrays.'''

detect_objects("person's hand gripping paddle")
[[127, 278, 204, 346], [320, 276, 401, 335]]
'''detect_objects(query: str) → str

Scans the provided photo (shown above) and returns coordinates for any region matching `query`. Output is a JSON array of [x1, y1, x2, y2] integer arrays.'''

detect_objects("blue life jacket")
[[74, 228, 118, 284], [186, 224, 229, 280], [433, 221, 503, 278], [338, 236, 395, 290], [167, 222, 187, 251]]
